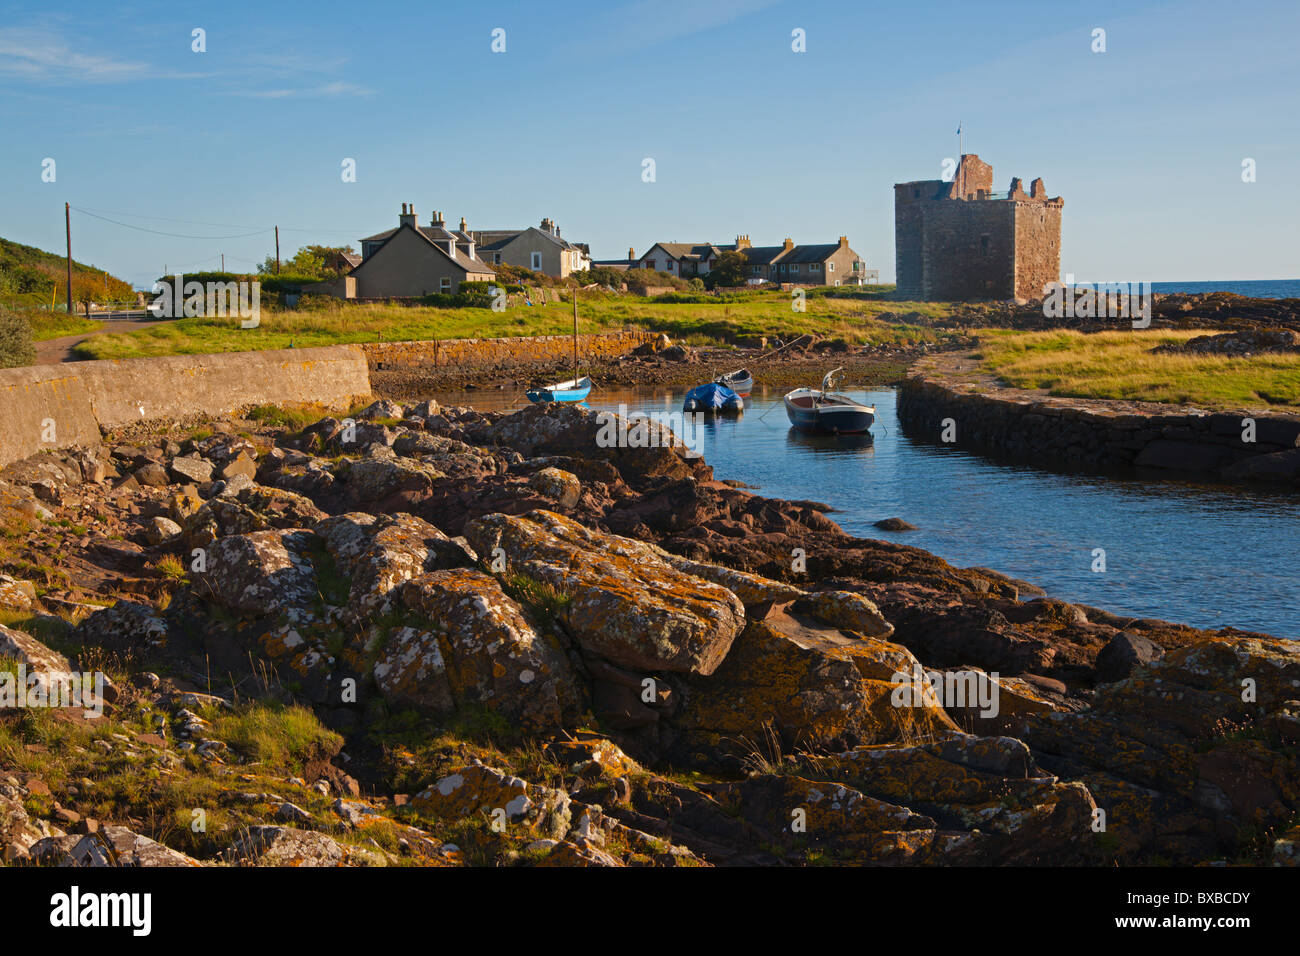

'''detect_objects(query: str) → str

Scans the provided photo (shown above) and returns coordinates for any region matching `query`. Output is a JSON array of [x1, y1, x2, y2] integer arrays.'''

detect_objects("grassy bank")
[[24, 310, 102, 341], [72, 289, 954, 360], [977, 329, 1300, 410]]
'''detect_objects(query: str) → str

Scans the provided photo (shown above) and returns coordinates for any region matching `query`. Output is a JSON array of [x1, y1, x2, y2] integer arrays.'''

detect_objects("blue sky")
[[2, 0, 1297, 288]]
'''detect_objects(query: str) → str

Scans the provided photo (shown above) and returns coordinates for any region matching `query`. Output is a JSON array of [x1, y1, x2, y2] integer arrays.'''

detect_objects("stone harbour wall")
[[898, 353, 1300, 485], [362, 331, 653, 372]]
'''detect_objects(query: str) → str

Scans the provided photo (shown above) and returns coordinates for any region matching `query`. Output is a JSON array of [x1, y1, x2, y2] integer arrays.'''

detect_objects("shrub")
[[0, 306, 35, 368]]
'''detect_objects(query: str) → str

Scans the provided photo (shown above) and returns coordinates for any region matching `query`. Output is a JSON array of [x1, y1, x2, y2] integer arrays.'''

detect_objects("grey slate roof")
[[782, 243, 841, 264]]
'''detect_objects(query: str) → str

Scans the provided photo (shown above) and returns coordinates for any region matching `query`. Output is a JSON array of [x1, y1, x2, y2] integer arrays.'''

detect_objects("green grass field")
[[71, 288, 956, 360], [24, 310, 102, 341], [977, 329, 1300, 410]]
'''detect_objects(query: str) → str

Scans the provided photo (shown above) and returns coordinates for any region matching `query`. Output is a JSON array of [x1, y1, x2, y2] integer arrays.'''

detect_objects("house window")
[[810, 263, 820, 271], [828, 261, 835, 272], [834, 279, 841, 286], [531, 252, 542, 270], [440, 277, 451, 293], [493, 253, 501, 264], [666, 261, 674, 271], [791, 264, 800, 273]]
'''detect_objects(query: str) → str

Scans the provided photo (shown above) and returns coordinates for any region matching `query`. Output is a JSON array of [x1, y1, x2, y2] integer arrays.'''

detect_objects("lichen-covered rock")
[[819, 735, 1100, 864], [660, 554, 805, 606], [145, 515, 183, 545], [0, 624, 78, 701], [317, 512, 472, 621], [0, 573, 36, 611], [197, 529, 317, 619], [1020, 634, 1300, 863], [169, 455, 214, 484], [528, 467, 582, 508], [35, 825, 201, 867], [479, 403, 710, 488], [674, 613, 957, 765], [464, 510, 744, 675], [340, 457, 442, 503], [410, 763, 572, 840], [792, 589, 894, 639], [75, 601, 168, 651], [225, 825, 347, 866], [388, 569, 575, 728]]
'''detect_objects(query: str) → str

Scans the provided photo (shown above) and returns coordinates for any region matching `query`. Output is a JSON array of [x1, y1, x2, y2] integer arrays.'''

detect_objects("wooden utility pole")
[[221, 253, 225, 272], [65, 202, 73, 314], [275, 226, 280, 274]]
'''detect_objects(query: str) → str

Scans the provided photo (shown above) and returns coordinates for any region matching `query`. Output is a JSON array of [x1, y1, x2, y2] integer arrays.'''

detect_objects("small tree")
[[708, 249, 751, 288]]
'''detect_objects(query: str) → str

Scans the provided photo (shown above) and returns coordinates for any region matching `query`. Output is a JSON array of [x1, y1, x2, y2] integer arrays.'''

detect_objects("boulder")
[[316, 511, 473, 620], [464, 510, 744, 675], [169, 455, 214, 484], [0, 574, 36, 611], [1095, 631, 1164, 683], [225, 826, 347, 866], [34, 825, 201, 867], [145, 515, 183, 545], [528, 467, 582, 508], [410, 763, 573, 840], [196, 529, 318, 618], [391, 568, 575, 728]]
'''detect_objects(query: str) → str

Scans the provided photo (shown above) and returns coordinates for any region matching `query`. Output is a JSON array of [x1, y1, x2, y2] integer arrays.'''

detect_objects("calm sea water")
[[1152, 279, 1300, 298], [443, 386, 1300, 638]]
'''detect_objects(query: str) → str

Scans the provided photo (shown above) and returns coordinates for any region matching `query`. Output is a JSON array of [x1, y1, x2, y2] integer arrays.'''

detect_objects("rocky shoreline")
[[1, 398, 1297, 867], [370, 340, 950, 399]]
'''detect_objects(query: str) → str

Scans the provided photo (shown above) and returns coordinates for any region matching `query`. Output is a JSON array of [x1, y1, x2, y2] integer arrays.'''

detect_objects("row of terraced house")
[[599, 234, 874, 287], [306, 203, 873, 300]]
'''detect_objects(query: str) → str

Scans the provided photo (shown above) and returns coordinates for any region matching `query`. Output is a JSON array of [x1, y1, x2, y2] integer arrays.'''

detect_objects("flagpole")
[[957, 122, 963, 196]]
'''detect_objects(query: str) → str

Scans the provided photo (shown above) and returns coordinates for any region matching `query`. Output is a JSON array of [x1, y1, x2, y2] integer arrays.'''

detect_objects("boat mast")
[[572, 288, 579, 382]]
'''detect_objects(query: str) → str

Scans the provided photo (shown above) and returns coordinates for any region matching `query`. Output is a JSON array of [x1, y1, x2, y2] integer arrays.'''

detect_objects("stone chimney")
[[735, 234, 752, 250], [782, 237, 794, 252], [1030, 177, 1047, 199], [628, 246, 635, 260], [838, 236, 849, 248], [399, 203, 416, 228], [431, 210, 445, 228], [459, 216, 468, 232]]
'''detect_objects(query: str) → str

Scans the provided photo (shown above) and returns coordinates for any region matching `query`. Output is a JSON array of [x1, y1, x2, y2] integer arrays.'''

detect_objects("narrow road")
[[34, 310, 166, 364]]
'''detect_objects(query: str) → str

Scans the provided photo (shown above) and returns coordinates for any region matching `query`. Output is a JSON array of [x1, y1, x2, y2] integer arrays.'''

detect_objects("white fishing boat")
[[714, 368, 753, 397], [783, 368, 875, 434]]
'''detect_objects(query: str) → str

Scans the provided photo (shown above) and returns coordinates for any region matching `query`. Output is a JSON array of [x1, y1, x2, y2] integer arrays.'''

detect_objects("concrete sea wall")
[[0, 345, 371, 468]]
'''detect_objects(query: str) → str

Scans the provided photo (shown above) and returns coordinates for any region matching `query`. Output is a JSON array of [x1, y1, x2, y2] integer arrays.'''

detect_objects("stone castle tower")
[[894, 155, 1062, 301]]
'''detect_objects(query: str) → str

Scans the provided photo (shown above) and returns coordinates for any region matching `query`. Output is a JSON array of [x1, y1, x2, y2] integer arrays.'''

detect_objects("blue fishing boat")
[[683, 382, 743, 414], [783, 368, 875, 434], [526, 376, 592, 404]]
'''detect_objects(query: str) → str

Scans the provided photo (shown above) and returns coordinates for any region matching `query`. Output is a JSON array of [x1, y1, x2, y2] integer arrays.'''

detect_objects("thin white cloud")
[[0, 26, 149, 82], [240, 81, 371, 99]]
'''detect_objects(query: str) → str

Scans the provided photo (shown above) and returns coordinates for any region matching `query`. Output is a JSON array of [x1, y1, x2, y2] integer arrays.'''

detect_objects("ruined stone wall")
[[362, 331, 653, 372], [1013, 202, 1064, 301]]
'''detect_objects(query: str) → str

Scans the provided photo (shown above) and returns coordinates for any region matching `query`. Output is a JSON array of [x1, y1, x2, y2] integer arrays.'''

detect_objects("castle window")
[[913, 189, 920, 198], [980, 235, 991, 257]]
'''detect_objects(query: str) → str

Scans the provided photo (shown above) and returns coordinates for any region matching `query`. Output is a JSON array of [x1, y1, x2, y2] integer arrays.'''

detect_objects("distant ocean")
[[1149, 279, 1300, 299]]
